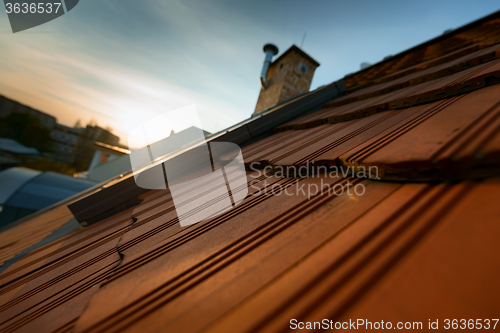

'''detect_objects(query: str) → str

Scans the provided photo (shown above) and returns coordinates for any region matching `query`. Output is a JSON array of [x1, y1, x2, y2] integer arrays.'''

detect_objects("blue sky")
[[0, 0, 499, 144]]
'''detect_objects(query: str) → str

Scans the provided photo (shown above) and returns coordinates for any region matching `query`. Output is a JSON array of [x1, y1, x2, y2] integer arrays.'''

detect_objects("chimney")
[[260, 44, 279, 88], [254, 44, 320, 115]]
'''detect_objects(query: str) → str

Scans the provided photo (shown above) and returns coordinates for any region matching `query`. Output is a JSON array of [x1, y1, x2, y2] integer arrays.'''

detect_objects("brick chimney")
[[254, 44, 320, 115]]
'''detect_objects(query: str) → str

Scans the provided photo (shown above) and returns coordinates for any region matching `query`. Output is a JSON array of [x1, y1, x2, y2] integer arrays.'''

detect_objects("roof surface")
[[0, 139, 39, 155], [1, 11, 500, 333]]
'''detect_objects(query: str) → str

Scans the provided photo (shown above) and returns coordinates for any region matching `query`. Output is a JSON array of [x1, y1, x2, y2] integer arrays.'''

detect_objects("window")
[[279, 63, 284, 70], [299, 63, 308, 74]]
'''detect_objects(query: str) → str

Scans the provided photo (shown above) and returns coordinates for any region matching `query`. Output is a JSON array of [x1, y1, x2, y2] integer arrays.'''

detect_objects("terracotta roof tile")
[[202, 179, 500, 332], [73, 176, 399, 333], [342, 85, 500, 180], [277, 58, 500, 131], [244, 84, 500, 181], [0, 209, 134, 333], [331, 43, 500, 107], [0, 205, 74, 267]]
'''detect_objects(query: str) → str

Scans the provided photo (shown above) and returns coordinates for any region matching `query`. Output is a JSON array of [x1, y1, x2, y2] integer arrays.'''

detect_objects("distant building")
[[80, 141, 131, 182], [0, 95, 75, 162], [49, 124, 83, 164], [0, 95, 56, 130], [0, 95, 122, 169], [72, 125, 121, 171], [88, 142, 130, 172], [81, 125, 120, 145]]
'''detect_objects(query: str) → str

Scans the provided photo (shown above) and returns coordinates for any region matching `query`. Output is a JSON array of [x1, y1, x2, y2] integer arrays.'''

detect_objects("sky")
[[0, 0, 499, 145]]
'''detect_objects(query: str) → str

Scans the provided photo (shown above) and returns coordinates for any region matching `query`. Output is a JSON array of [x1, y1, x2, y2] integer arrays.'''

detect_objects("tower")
[[254, 44, 320, 115]]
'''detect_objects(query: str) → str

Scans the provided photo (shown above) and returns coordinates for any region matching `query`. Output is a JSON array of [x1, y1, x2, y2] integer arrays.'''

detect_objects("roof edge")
[[272, 45, 321, 67], [345, 9, 500, 78]]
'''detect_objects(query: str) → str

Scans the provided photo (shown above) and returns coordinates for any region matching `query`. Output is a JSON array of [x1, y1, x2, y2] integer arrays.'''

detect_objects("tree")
[[0, 112, 52, 152], [74, 119, 82, 129]]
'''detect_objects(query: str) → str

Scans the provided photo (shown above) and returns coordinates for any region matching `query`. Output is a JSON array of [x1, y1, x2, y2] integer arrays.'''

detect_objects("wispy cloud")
[[0, 0, 498, 143]]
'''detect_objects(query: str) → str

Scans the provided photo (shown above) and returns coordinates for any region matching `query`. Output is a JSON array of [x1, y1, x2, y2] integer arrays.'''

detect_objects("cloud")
[[1, 0, 498, 145]]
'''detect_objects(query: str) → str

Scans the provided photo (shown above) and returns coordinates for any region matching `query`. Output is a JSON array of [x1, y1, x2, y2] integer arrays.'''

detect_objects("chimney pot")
[[260, 44, 279, 89]]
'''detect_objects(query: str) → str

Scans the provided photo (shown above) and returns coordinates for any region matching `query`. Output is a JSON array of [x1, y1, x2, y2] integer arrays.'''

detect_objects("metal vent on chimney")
[[260, 43, 279, 88]]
